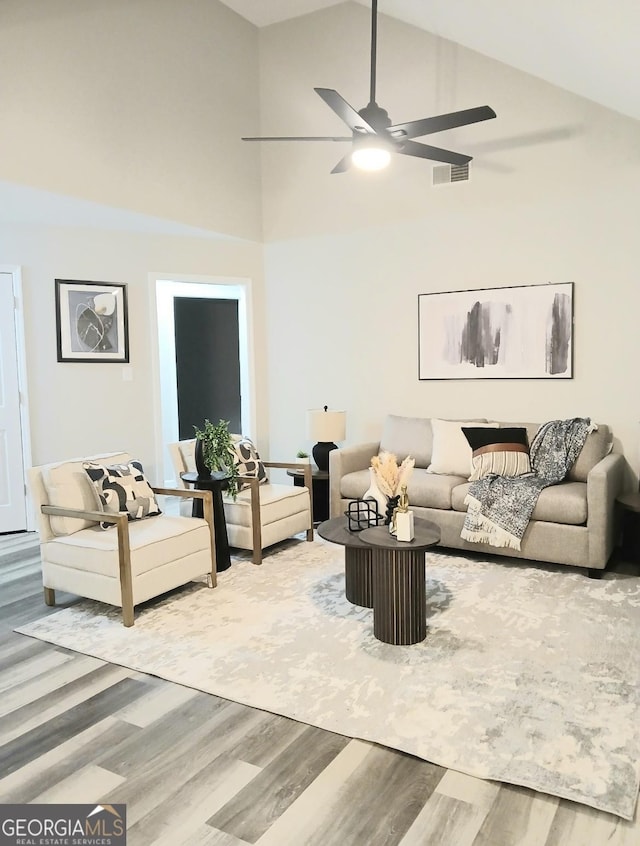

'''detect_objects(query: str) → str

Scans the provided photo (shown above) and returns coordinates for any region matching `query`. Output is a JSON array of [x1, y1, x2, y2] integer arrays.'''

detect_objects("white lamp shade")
[[307, 409, 346, 443]]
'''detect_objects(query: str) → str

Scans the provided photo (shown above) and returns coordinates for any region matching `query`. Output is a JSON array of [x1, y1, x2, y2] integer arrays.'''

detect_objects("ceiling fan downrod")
[[357, 0, 391, 131], [369, 0, 378, 107]]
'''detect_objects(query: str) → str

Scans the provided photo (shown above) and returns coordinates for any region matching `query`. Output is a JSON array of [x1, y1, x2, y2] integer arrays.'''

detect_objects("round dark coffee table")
[[360, 518, 440, 645], [317, 516, 374, 607]]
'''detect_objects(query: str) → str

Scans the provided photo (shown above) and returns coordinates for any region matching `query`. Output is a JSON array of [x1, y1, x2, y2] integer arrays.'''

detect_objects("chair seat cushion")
[[223, 483, 309, 528], [42, 515, 211, 578], [451, 481, 587, 525]]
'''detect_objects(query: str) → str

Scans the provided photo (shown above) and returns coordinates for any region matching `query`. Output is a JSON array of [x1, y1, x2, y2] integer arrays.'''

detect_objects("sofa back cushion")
[[379, 415, 432, 468], [499, 422, 613, 481], [567, 424, 613, 481], [427, 419, 496, 478]]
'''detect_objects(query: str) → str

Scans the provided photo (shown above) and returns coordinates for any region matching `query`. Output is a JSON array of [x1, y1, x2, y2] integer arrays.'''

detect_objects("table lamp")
[[307, 406, 346, 472]]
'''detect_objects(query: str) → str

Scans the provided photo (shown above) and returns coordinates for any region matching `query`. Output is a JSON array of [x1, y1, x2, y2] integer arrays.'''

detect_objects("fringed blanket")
[[461, 417, 597, 551]]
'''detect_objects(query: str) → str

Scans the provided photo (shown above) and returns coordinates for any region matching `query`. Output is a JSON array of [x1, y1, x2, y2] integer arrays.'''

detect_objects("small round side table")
[[317, 516, 374, 607], [181, 471, 231, 572], [616, 492, 640, 559], [286, 467, 330, 523]]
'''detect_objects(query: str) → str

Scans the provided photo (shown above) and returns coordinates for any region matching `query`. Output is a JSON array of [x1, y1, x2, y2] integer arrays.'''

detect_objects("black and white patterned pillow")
[[83, 460, 162, 529], [233, 437, 267, 488]]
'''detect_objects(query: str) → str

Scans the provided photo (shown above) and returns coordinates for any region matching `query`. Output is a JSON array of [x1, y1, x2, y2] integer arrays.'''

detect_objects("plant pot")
[[194, 437, 210, 478]]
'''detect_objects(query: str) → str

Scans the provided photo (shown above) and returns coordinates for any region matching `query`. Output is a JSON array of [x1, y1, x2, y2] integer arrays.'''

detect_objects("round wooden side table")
[[317, 516, 374, 607], [360, 518, 441, 645], [616, 491, 640, 559], [287, 467, 330, 523], [181, 471, 231, 572]]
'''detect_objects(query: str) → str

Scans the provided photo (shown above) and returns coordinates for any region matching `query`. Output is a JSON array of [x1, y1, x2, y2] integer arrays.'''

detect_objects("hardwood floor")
[[1, 530, 638, 846]]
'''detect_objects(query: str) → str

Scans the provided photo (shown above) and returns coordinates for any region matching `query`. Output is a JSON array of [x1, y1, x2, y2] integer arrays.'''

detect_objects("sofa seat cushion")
[[223, 483, 309, 528], [342, 468, 466, 510], [42, 515, 211, 578], [451, 481, 587, 525], [407, 471, 469, 509]]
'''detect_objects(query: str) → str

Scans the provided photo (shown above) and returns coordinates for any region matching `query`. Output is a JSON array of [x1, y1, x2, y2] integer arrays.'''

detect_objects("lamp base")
[[312, 441, 337, 473]]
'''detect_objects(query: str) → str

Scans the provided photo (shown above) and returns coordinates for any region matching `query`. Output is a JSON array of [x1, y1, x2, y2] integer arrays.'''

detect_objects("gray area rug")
[[17, 538, 640, 819]]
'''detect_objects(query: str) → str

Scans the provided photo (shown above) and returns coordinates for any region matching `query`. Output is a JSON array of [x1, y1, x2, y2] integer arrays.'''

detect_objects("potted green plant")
[[296, 450, 310, 464], [193, 418, 239, 499]]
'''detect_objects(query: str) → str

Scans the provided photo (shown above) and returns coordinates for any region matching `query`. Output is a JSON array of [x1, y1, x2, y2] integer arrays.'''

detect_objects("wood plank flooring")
[[1, 529, 639, 846]]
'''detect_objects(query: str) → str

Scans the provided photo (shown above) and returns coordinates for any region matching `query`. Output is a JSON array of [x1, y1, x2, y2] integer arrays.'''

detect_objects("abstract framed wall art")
[[55, 279, 129, 363], [418, 282, 573, 380]]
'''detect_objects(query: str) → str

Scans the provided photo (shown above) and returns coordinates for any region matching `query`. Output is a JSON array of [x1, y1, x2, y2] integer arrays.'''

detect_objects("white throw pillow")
[[427, 419, 497, 478]]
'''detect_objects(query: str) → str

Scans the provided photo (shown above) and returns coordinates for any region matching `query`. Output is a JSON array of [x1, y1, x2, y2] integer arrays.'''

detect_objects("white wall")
[[0, 220, 265, 482], [2, 0, 639, 491], [0, 0, 262, 241], [259, 5, 640, 481], [0, 0, 271, 487]]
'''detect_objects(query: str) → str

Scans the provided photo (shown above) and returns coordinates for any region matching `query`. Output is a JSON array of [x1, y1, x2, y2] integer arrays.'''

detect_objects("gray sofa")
[[329, 415, 625, 572]]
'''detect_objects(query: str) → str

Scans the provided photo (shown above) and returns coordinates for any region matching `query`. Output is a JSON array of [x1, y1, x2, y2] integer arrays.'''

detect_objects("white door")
[[0, 271, 28, 533]]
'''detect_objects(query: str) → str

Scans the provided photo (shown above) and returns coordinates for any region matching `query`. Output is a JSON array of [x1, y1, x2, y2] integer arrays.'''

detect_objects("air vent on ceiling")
[[432, 162, 470, 186]]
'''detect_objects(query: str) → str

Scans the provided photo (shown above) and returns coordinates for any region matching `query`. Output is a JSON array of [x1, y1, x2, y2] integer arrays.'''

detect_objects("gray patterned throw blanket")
[[461, 417, 597, 550]]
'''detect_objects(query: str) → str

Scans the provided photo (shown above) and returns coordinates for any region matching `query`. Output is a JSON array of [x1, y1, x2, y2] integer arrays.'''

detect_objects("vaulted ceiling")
[[220, 0, 640, 121]]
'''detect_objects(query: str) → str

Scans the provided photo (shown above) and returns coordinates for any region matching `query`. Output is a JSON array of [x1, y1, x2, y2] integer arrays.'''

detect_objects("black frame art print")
[[418, 282, 573, 380], [55, 279, 129, 363]]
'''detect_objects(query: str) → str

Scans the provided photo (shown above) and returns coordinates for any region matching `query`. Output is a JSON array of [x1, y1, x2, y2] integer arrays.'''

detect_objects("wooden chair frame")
[[237, 461, 314, 566], [40, 486, 216, 627]]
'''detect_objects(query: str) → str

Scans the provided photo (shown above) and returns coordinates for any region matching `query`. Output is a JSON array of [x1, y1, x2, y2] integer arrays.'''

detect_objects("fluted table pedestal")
[[360, 519, 440, 645], [317, 517, 373, 607]]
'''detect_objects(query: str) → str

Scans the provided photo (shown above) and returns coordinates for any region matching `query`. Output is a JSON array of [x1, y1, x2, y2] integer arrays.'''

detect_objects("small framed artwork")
[[55, 279, 129, 363], [418, 282, 573, 380]]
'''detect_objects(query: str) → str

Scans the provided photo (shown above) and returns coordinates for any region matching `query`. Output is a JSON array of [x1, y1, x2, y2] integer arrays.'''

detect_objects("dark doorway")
[[174, 297, 242, 438]]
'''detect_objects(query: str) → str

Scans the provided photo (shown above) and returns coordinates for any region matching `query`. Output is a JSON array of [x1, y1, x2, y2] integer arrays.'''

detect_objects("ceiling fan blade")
[[389, 106, 496, 140], [314, 88, 376, 134], [242, 135, 352, 142], [398, 140, 471, 166], [330, 154, 352, 174]]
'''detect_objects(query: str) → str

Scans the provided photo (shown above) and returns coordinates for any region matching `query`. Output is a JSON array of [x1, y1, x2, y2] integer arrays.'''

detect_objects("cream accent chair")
[[169, 439, 314, 566], [28, 451, 217, 627]]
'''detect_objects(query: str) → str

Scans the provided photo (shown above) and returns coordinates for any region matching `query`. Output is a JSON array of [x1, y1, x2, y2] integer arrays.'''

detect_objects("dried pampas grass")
[[371, 451, 415, 497]]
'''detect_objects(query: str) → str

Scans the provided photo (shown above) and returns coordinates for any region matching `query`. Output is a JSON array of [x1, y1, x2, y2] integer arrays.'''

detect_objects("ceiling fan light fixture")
[[351, 142, 391, 171], [241, 0, 496, 174]]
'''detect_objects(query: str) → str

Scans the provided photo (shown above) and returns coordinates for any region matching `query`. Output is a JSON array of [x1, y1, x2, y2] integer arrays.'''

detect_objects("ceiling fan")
[[242, 0, 496, 174]]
